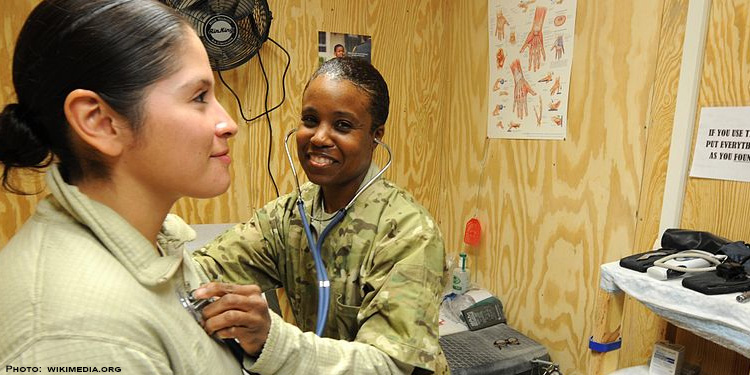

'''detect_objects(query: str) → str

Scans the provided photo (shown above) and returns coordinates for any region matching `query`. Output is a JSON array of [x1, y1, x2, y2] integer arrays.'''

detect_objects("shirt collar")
[[45, 165, 183, 287]]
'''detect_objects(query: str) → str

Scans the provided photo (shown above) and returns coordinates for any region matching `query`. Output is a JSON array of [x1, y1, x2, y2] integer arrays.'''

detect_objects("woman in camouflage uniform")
[[192, 57, 449, 374]]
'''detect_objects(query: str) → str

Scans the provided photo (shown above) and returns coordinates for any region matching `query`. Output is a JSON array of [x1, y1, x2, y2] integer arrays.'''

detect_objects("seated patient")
[[0, 0, 243, 373], [192, 57, 449, 374]]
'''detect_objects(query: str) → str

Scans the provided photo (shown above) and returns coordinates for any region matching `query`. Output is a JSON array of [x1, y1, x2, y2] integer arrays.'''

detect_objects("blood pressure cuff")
[[619, 249, 680, 273], [717, 241, 750, 273], [682, 271, 750, 295], [660, 228, 731, 254]]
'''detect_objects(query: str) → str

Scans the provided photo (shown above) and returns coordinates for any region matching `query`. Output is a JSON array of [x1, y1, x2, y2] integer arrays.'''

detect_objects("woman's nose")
[[310, 125, 332, 146], [214, 105, 238, 138], [215, 119, 238, 138]]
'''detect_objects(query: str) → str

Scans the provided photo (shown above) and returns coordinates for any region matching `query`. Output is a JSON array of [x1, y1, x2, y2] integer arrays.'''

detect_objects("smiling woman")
[[0, 0, 244, 373], [192, 57, 450, 375]]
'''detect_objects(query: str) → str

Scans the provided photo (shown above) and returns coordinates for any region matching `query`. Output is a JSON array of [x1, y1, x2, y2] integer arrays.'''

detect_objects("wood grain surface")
[[2, 0, 750, 373], [441, 1, 664, 373]]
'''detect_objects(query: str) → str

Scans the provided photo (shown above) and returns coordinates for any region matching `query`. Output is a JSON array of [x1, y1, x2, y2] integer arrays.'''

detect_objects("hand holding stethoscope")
[[188, 282, 271, 358]]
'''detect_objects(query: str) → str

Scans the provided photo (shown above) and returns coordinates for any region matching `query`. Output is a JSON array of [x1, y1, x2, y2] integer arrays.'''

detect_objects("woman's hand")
[[193, 282, 271, 357]]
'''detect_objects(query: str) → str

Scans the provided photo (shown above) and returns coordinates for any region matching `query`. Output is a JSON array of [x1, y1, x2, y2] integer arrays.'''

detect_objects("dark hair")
[[334, 44, 344, 50], [306, 56, 389, 131], [0, 0, 191, 193]]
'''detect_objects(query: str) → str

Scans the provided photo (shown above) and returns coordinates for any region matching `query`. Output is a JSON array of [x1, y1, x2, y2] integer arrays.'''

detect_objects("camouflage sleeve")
[[191, 199, 287, 291], [355, 197, 447, 373]]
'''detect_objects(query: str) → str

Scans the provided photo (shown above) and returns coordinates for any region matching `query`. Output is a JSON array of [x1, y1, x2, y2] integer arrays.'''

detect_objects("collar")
[[46, 165, 183, 287], [309, 162, 382, 219]]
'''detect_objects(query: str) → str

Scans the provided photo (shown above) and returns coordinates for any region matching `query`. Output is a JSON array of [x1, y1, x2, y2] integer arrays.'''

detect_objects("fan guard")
[[161, 0, 272, 71]]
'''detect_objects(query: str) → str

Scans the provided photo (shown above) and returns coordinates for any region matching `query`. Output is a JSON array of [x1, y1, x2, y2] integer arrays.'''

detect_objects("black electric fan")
[[161, 0, 272, 71]]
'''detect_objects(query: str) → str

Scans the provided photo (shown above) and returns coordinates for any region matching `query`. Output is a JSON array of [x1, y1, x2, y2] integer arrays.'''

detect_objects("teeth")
[[310, 155, 333, 165]]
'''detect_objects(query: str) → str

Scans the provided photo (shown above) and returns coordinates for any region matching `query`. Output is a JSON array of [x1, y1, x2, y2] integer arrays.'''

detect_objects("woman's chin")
[[189, 176, 232, 199]]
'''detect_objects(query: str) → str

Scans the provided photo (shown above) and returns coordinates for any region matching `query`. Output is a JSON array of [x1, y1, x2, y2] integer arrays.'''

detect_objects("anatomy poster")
[[487, 0, 577, 140]]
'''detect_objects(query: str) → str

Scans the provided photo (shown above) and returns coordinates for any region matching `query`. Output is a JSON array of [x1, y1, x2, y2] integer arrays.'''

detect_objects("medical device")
[[178, 289, 213, 323], [646, 250, 725, 281], [177, 289, 247, 368], [283, 129, 392, 335]]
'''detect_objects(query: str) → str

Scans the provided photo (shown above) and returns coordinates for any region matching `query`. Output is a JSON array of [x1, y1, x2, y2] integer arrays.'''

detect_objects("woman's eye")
[[193, 91, 208, 103], [335, 121, 353, 131], [301, 116, 317, 126]]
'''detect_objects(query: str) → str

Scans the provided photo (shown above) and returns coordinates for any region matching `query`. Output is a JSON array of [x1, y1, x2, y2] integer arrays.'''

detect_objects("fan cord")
[[256, 42, 278, 197], [216, 36, 291, 199], [217, 37, 291, 123]]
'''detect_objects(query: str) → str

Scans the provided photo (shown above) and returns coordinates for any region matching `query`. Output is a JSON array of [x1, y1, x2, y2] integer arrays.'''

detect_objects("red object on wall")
[[463, 218, 481, 246]]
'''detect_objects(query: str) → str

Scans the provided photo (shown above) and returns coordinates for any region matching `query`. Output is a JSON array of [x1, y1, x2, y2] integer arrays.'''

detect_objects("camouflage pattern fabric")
[[193, 176, 449, 373]]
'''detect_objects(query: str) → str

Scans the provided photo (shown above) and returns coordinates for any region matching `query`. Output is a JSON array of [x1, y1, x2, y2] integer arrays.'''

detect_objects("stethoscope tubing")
[[283, 128, 392, 336]]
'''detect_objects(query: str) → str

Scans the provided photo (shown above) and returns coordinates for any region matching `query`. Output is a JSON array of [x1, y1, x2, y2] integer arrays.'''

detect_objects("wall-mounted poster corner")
[[486, 0, 577, 140], [318, 31, 372, 66]]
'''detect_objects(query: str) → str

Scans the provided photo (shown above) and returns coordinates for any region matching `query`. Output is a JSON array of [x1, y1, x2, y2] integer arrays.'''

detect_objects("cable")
[[652, 250, 724, 273], [216, 36, 291, 199], [256, 47, 279, 197], [216, 37, 291, 123]]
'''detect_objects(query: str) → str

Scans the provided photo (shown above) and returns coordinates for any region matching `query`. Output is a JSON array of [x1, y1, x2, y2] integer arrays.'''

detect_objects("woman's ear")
[[373, 125, 385, 145], [64, 89, 127, 157]]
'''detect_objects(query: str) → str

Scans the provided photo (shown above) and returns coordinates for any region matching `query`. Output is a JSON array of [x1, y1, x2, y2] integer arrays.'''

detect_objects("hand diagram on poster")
[[492, 104, 504, 116], [518, 0, 535, 12], [495, 10, 510, 40], [493, 78, 503, 91], [511, 59, 537, 119], [548, 99, 561, 111], [550, 76, 561, 95], [551, 35, 565, 60], [496, 48, 506, 69], [520, 7, 547, 72], [552, 115, 563, 126]]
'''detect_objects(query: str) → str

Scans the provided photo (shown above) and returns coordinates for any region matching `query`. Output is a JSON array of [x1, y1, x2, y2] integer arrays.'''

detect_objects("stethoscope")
[[283, 128, 392, 336]]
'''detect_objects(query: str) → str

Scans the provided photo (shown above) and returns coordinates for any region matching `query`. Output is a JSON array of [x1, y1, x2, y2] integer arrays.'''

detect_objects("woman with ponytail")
[[0, 1, 250, 373]]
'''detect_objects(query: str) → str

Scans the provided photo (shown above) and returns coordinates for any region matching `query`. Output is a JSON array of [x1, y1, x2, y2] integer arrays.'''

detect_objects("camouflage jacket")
[[193, 175, 448, 373]]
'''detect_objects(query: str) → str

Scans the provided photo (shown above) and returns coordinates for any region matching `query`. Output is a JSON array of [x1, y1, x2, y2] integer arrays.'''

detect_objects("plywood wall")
[[0, 1, 672, 374], [670, 0, 750, 372], [170, 0, 450, 226], [3, 0, 750, 374], [0, 0, 449, 235], [441, 1, 666, 374], [0, 1, 46, 249], [598, 0, 750, 373]]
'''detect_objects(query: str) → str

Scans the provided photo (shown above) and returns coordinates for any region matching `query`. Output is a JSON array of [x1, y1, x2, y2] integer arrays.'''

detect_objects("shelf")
[[599, 261, 750, 356]]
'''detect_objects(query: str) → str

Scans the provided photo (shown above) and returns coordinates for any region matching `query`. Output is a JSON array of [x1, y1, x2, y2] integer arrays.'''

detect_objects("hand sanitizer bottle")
[[452, 252, 470, 294]]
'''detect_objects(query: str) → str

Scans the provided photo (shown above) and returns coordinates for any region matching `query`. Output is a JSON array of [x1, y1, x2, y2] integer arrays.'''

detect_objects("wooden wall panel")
[[676, 0, 750, 370], [442, 1, 665, 374], [683, 0, 750, 238], [172, 0, 448, 224], [618, 0, 689, 369], [1, 0, 447, 239], [5, 0, 750, 374], [0, 1, 45, 249], [602, 0, 750, 372]]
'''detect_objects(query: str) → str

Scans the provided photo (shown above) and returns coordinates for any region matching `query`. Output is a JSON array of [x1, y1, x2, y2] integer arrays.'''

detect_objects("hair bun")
[[0, 103, 51, 169]]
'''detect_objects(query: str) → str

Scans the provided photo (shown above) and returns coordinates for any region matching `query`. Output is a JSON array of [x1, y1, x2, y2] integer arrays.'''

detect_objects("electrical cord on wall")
[[217, 36, 291, 198]]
